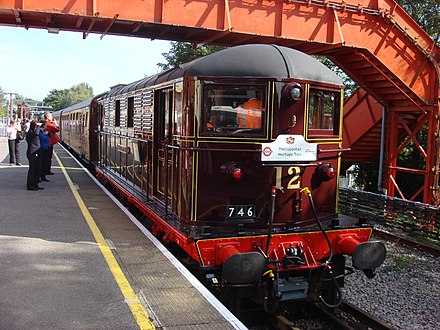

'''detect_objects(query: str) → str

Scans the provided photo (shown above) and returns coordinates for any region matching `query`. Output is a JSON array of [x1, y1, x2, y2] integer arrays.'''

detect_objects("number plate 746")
[[226, 205, 256, 219]]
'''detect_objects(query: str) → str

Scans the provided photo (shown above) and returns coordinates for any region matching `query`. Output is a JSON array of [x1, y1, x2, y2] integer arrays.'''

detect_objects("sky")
[[0, 25, 172, 101]]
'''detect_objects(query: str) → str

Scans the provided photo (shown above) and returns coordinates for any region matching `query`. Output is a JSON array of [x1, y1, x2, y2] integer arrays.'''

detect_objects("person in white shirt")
[[6, 119, 22, 166], [24, 119, 31, 135]]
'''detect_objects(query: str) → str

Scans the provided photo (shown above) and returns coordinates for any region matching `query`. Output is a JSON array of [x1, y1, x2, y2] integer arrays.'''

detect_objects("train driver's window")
[[308, 88, 340, 136], [203, 85, 265, 136]]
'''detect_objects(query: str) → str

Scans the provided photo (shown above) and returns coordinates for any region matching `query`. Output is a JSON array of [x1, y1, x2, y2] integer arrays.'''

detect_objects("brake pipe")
[[300, 187, 342, 308], [265, 186, 278, 256], [300, 187, 333, 262]]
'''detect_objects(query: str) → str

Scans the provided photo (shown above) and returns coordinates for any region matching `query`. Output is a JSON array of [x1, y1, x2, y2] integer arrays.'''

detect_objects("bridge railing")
[[339, 188, 440, 242]]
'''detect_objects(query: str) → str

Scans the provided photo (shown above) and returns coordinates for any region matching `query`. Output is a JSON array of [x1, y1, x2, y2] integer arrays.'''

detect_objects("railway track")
[[311, 300, 396, 330], [273, 300, 396, 330], [373, 228, 440, 257]]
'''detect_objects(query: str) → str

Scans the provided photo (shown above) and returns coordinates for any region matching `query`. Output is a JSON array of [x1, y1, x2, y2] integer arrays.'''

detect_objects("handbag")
[[16, 130, 24, 141]]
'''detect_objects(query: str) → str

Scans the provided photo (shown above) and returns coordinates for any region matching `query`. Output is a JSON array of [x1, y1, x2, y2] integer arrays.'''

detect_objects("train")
[[53, 44, 386, 313]]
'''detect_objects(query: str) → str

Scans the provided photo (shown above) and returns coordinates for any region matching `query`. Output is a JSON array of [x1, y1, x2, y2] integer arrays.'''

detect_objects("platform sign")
[[261, 135, 317, 162]]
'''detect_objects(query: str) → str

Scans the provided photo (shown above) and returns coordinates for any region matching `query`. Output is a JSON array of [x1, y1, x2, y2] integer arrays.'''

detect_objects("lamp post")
[[4, 92, 18, 119]]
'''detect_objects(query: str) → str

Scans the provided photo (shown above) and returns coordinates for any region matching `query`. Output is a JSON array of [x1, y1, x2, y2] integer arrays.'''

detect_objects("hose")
[[300, 187, 343, 308], [318, 263, 343, 308], [263, 269, 280, 313], [265, 186, 277, 256], [300, 187, 333, 262]]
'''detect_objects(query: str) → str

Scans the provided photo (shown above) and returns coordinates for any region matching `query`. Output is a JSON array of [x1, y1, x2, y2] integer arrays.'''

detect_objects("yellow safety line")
[[54, 152, 155, 330]]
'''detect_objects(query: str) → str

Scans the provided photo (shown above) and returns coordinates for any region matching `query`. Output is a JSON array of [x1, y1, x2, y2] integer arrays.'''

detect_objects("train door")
[[153, 88, 173, 205], [89, 102, 102, 162]]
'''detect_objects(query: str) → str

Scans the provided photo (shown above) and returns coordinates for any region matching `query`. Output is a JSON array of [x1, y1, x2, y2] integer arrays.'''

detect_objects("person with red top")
[[43, 112, 60, 175]]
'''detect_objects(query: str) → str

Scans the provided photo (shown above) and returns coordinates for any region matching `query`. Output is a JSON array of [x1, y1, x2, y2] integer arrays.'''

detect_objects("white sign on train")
[[261, 135, 318, 162]]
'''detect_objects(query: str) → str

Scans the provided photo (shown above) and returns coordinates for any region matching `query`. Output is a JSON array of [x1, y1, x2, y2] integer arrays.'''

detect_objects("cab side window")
[[308, 88, 340, 136]]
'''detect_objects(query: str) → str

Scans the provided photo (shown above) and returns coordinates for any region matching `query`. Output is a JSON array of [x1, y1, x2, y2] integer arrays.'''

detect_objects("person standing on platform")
[[26, 120, 43, 191], [43, 112, 60, 176], [38, 120, 50, 182], [6, 119, 22, 166], [15, 118, 24, 165], [24, 119, 31, 136]]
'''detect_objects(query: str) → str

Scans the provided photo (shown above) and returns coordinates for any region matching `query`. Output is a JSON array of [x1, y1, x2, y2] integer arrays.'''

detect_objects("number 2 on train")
[[275, 166, 301, 190]]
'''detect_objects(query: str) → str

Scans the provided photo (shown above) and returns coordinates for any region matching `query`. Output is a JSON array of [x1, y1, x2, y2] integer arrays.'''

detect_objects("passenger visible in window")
[[207, 110, 219, 129], [236, 98, 262, 129]]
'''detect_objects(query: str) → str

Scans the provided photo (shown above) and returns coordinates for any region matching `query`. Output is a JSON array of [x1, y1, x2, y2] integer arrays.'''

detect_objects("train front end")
[[192, 47, 386, 309]]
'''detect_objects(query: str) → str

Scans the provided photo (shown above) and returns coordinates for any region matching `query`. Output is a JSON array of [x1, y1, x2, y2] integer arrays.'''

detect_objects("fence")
[[339, 188, 440, 241], [0, 117, 8, 137]]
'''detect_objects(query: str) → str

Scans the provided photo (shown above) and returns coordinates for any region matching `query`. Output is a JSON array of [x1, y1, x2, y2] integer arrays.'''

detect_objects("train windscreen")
[[202, 84, 266, 136]]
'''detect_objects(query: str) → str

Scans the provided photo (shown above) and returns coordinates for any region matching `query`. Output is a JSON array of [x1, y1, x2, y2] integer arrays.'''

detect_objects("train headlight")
[[317, 163, 336, 182], [220, 162, 244, 180], [232, 167, 243, 179], [283, 83, 303, 102]]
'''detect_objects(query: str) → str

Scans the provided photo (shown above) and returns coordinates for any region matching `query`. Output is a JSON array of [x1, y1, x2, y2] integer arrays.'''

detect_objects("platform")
[[0, 136, 246, 330]]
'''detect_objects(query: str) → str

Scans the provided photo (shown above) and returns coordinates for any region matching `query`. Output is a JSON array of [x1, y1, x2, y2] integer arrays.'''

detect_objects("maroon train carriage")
[[53, 94, 105, 162], [53, 44, 386, 312]]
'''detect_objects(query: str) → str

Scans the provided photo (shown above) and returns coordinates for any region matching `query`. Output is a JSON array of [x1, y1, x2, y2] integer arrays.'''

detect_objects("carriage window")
[[127, 97, 134, 128], [115, 100, 121, 127], [308, 88, 340, 135], [202, 85, 265, 135]]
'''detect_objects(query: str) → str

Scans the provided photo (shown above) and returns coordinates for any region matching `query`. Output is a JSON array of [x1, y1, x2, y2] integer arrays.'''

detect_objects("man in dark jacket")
[[26, 120, 43, 191]]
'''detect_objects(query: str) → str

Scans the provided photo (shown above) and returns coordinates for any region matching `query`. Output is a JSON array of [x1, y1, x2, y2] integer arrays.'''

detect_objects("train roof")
[[107, 44, 342, 97], [52, 93, 106, 116]]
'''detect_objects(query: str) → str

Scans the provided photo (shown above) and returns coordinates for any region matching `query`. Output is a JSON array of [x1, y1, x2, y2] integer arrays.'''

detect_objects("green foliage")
[[353, 127, 428, 200], [353, 163, 380, 192], [43, 83, 93, 111], [157, 42, 226, 71], [0, 86, 7, 117], [396, 0, 439, 44], [315, 56, 358, 98], [393, 126, 427, 201], [43, 89, 68, 111]]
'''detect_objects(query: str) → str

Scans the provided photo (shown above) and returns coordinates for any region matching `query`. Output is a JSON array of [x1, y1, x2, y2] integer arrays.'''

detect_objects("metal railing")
[[339, 188, 440, 241], [0, 117, 9, 137]]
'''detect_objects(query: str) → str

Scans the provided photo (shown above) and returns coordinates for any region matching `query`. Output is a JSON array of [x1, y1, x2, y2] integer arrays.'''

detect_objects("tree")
[[43, 83, 93, 111], [396, 0, 439, 44], [315, 56, 358, 97], [0, 86, 8, 117], [43, 88, 68, 111], [157, 42, 225, 71]]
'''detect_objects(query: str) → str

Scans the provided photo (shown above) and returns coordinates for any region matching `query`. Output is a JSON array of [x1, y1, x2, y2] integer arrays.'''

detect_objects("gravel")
[[342, 239, 440, 330]]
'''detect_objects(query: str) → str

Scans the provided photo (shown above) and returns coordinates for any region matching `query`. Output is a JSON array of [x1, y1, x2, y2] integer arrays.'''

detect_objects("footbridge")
[[1, 0, 439, 203]]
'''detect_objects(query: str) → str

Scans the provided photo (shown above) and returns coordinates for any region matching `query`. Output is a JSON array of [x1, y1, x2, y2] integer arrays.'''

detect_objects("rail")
[[295, 301, 396, 330], [339, 188, 440, 242]]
